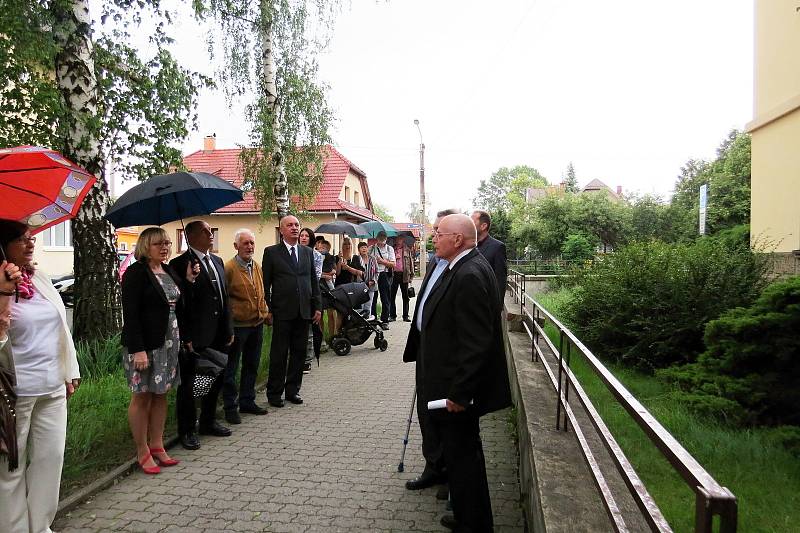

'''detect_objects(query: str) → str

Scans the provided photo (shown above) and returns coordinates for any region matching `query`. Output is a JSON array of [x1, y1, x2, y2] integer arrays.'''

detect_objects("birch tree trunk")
[[260, 0, 289, 217], [52, 0, 122, 342]]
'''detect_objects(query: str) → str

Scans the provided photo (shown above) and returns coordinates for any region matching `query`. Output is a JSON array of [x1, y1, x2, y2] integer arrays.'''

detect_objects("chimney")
[[616, 185, 622, 196], [203, 133, 217, 152]]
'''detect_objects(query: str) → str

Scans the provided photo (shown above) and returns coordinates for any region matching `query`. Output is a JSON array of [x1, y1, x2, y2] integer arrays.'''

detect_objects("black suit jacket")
[[262, 242, 321, 321], [403, 248, 511, 417], [121, 260, 188, 353], [477, 235, 507, 304], [169, 250, 234, 348]]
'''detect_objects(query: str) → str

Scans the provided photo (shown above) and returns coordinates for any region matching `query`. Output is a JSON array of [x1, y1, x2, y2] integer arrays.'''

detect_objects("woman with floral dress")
[[121, 227, 199, 474]]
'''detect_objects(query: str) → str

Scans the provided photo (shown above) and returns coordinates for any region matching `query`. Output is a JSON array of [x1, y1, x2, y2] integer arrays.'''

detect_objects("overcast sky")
[[119, 0, 755, 221]]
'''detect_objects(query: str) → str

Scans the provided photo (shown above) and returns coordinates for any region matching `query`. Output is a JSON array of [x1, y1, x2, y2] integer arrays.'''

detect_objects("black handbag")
[[408, 286, 416, 298], [0, 366, 18, 471], [191, 347, 228, 398]]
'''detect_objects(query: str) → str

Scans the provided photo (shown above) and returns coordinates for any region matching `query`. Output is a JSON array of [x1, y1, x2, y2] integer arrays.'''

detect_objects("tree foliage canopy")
[[193, 0, 337, 216], [473, 165, 548, 214]]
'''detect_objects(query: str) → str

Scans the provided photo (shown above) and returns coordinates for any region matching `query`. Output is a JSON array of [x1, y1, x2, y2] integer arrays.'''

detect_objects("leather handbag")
[[191, 347, 228, 398], [0, 366, 18, 471], [408, 286, 416, 298]]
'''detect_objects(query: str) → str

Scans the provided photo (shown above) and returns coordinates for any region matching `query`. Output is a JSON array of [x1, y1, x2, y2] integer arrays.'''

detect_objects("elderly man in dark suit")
[[471, 210, 507, 306], [404, 208, 459, 496], [170, 220, 235, 450], [262, 215, 322, 408], [404, 213, 512, 532]]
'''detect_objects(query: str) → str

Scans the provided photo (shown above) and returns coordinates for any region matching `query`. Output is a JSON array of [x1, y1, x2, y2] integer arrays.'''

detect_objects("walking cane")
[[397, 385, 417, 473]]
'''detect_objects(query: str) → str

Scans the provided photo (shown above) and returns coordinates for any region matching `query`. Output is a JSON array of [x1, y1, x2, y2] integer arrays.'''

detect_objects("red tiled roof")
[[182, 145, 377, 219], [391, 222, 424, 239]]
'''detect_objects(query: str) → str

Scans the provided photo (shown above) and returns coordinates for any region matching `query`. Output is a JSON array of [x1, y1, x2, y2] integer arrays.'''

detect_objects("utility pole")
[[414, 119, 426, 276]]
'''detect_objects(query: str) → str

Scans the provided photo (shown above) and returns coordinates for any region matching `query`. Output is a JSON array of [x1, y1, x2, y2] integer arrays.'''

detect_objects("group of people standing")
[[0, 207, 509, 533]]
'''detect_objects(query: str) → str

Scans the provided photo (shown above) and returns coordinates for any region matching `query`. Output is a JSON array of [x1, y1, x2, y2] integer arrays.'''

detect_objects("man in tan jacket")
[[223, 229, 269, 424]]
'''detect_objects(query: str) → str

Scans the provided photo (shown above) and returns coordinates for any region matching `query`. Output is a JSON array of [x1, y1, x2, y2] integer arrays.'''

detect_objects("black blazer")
[[403, 248, 511, 417], [262, 242, 321, 320], [121, 260, 188, 353], [169, 250, 234, 348], [477, 235, 507, 303]]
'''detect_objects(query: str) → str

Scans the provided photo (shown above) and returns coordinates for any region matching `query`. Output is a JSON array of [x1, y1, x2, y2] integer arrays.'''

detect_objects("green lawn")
[[533, 290, 800, 533], [63, 327, 272, 494]]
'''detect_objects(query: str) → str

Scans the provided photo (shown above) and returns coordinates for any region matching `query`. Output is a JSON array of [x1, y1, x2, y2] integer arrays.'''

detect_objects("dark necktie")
[[204, 255, 222, 302], [290, 245, 297, 265]]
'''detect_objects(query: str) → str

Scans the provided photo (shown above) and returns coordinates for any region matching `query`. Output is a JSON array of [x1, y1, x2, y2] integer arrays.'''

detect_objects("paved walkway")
[[54, 308, 525, 532]]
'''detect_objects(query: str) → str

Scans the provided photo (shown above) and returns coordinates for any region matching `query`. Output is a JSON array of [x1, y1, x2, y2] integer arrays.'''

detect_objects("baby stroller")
[[322, 281, 389, 356]]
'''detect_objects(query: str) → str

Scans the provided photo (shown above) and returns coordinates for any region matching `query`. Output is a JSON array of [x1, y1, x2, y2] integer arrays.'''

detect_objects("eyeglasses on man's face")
[[432, 230, 462, 238]]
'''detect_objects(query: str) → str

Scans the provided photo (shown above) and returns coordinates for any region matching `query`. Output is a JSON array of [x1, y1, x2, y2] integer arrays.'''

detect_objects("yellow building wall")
[[750, 111, 800, 252], [341, 172, 368, 207], [753, 1, 800, 114], [34, 249, 73, 277], [749, 0, 800, 254]]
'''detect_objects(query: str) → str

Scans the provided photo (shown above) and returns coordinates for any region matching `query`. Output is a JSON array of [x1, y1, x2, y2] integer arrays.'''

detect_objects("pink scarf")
[[17, 269, 35, 299]]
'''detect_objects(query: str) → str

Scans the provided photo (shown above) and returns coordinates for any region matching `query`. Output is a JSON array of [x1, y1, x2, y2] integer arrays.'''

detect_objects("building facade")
[[747, 0, 800, 276]]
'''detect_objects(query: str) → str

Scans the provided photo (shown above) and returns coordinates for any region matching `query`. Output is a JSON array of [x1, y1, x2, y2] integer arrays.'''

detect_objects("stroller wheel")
[[332, 338, 351, 356], [379, 339, 388, 352], [374, 335, 382, 349]]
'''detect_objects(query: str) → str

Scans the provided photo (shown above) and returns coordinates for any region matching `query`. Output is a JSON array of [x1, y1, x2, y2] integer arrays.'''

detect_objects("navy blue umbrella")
[[104, 171, 243, 228]]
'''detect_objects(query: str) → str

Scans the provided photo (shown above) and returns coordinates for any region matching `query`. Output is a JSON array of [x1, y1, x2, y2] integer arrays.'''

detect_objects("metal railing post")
[[555, 329, 566, 431], [563, 340, 572, 432]]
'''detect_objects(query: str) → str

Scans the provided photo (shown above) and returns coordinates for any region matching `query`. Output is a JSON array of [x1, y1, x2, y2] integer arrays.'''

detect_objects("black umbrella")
[[104, 171, 243, 228], [314, 220, 367, 238]]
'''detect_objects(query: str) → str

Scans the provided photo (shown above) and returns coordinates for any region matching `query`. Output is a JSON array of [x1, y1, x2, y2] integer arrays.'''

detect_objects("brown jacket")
[[224, 257, 269, 327]]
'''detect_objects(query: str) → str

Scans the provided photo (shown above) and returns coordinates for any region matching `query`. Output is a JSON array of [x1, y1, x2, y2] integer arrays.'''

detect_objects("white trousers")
[[0, 388, 67, 533]]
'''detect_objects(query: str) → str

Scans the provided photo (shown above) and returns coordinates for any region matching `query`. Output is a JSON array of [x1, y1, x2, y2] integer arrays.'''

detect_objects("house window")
[[119, 243, 128, 251], [42, 221, 72, 249], [344, 186, 350, 202], [176, 227, 219, 253], [354, 191, 360, 206]]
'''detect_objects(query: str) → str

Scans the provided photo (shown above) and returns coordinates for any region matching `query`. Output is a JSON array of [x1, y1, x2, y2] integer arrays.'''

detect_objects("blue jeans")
[[222, 324, 264, 411]]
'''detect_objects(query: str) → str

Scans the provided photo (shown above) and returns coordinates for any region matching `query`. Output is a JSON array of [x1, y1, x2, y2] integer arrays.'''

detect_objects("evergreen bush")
[[659, 276, 800, 427]]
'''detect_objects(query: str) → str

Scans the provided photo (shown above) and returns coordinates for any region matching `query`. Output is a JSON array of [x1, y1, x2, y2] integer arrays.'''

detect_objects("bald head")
[[433, 214, 477, 262]]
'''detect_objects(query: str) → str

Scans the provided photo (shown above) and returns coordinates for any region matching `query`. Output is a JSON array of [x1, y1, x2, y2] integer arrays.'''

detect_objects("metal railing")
[[507, 259, 577, 275], [507, 269, 737, 533]]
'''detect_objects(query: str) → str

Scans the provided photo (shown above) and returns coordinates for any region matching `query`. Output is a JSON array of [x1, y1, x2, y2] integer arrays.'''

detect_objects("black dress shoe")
[[379, 323, 389, 331], [388, 317, 396, 322], [180, 432, 201, 450], [403, 317, 411, 322], [198, 421, 232, 437], [268, 398, 285, 408], [440, 514, 457, 531], [239, 404, 268, 415], [405, 470, 443, 490], [224, 409, 242, 425], [286, 394, 303, 405]]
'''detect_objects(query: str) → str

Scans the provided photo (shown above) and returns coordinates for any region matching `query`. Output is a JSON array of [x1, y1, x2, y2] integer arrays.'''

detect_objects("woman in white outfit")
[[0, 219, 81, 533]]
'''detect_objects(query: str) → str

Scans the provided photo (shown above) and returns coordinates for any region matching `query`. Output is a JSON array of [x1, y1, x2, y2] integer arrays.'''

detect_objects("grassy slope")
[[534, 290, 800, 533]]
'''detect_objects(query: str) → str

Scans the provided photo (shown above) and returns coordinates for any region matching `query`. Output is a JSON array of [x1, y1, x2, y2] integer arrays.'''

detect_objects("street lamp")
[[414, 119, 427, 276]]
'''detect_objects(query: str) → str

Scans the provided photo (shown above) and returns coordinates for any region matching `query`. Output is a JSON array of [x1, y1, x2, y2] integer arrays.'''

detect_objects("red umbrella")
[[0, 145, 96, 234]]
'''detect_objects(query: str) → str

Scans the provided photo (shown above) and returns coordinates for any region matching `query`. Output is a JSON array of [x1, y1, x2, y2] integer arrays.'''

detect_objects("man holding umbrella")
[[170, 220, 234, 450]]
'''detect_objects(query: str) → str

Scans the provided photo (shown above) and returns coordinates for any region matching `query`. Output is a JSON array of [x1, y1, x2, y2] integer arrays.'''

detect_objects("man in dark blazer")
[[262, 215, 321, 407], [472, 210, 507, 307], [404, 208, 459, 494], [170, 220, 235, 450], [403, 213, 512, 532]]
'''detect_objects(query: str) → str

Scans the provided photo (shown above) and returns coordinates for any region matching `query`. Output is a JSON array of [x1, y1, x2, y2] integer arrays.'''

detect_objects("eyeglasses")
[[152, 240, 173, 247], [13, 235, 36, 245], [432, 231, 462, 238]]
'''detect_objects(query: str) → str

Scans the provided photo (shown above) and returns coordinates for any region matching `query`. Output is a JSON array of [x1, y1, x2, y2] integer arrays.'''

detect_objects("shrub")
[[75, 334, 123, 380], [561, 233, 596, 263], [659, 276, 800, 426], [563, 236, 769, 371]]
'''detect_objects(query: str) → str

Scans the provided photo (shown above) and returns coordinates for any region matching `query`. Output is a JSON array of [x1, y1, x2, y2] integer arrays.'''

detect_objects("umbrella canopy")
[[0, 146, 96, 234], [358, 220, 399, 238], [314, 220, 367, 238], [104, 171, 243, 228]]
